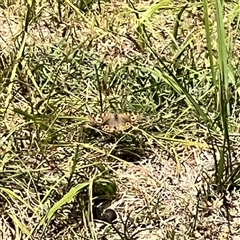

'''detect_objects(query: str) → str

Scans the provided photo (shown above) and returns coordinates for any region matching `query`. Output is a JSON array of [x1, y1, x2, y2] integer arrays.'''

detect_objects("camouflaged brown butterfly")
[[90, 112, 140, 133]]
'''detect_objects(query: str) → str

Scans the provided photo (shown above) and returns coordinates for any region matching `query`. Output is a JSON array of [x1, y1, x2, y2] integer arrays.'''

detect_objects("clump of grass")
[[1, 0, 240, 239]]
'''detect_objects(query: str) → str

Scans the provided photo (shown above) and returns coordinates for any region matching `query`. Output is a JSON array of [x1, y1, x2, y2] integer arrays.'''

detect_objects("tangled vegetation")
[[0, 0, 240, 239]]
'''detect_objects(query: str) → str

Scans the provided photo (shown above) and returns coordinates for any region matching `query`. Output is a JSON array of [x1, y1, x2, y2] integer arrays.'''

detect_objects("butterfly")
[[90, 112, 140, 132]]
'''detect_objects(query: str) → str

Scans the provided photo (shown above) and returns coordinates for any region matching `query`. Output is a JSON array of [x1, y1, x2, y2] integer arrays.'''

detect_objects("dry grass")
[[98, 146, 239, 240], [1, 0, 240, 239]]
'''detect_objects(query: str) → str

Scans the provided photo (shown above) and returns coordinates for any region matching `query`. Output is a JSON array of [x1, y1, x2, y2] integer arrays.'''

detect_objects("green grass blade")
[[46, 182, 89, 222], [9, 214, 30, 236], [0, 187, 36, 214], [203, 0, 217, 87]]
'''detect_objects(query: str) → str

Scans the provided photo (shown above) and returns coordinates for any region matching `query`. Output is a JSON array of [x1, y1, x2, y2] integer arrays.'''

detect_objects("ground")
[[1, 0, 240, 239]]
